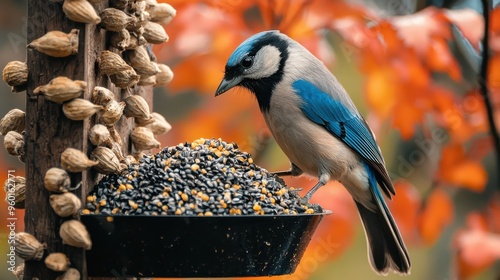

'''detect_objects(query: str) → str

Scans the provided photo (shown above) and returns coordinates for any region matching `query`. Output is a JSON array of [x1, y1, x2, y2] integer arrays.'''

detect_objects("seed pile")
[[84, 138, 318, 216]]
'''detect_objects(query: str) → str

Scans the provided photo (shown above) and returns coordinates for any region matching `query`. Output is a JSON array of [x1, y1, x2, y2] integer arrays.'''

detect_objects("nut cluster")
[[1, 0, 176, 277], [96, 0, 175, 88]]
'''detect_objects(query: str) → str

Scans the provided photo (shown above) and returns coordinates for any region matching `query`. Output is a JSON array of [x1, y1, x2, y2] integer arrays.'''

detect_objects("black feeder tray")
[[81, 211, 330, 277]]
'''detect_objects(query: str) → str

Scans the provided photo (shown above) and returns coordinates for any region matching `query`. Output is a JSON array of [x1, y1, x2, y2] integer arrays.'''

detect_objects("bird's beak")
[[215, 77, 242, 96]]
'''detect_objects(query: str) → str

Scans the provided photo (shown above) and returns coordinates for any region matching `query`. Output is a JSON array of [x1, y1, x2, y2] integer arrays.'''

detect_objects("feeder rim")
[[81, 210, 332, 218]]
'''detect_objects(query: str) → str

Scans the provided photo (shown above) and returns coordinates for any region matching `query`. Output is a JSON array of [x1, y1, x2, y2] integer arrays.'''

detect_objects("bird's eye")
[[241, 56, 254, 68]]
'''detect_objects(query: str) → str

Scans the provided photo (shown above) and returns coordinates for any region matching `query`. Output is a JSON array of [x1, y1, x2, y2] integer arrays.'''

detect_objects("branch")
[[479, 0, 500, 182]]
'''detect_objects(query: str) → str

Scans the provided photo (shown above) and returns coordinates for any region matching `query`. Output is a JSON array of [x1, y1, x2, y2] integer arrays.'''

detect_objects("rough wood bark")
[[25, 1, 152, 279]]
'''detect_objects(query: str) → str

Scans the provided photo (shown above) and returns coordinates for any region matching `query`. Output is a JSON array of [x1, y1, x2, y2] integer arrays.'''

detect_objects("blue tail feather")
[[356, 164, 411, 275]]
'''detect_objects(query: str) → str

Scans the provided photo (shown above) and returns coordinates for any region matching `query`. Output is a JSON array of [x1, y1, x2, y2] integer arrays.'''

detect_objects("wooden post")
[[24, 1, 151, 279]]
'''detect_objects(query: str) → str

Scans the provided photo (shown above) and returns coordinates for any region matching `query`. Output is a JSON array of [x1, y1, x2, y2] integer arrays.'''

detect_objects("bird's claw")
[[298, 195, 310, 206], [308, 203, 323, 213]]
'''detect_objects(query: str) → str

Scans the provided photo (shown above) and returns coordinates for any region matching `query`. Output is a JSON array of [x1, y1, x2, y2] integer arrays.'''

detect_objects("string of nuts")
[[89, 124, 113, 147], [59, 220, 92, 250], [61, 148, 98, 173], [124, 94, 151, 119], [154, 64, 174, 87], [124, 45, 158, 76], [0, 0, 178, 276], [98, 50, 132, 75], [92, 86, 115, 106], [108, 125, 123, 146], [4, 176, 26, 208], [146, 1, 176, 24], [63, 0, 101, 24], [131, 126, 160, 151], [146, 112, 172, 135], [138, 74, 156, 86], [109, 29, 132, 51], [100, 8, 136, 32], [45, 252, 71, 272], [33, 76, 86, 104], [50, 192, 82, 217], [14, 232, 45, 261], [62, 98, 103, 121], [99, 100, 126, 125], [0, 109, 25, 135], [12, 263, 24, 280], [28, 29, 79, 58], [4, 131, 25, 157], [143, 21, 168, 44], [91, 146, 125, 174], [56, 268, 81, 280], [109, 67, 140, 88], [110, 141, 126, 162], [2, 61, 28, 92], [44, 167, 71, 192]]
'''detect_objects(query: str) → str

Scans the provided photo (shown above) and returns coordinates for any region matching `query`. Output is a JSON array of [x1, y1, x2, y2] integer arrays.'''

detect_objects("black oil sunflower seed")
[[84, 138, 317, 216]]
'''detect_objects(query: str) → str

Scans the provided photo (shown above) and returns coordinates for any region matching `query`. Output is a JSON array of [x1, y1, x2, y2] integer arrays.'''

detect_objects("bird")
[[215, 30, 411, 275]]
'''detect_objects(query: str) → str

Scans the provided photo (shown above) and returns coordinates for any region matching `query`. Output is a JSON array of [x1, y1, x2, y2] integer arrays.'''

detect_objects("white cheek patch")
[[245, 45, 281, 79]]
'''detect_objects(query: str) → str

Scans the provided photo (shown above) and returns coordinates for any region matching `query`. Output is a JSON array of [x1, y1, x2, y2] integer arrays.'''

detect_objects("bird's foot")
[[298, 195, 311, 206], [308, 203, 323, 213], [298, 195, 323, 213]]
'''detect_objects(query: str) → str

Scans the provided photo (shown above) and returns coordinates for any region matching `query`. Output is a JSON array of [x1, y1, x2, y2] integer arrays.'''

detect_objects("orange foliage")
[[418, 188, 454, 245], [438, 143, 488, 192], [454, 207, 500, 279], [426, 36, 461, 82], [156, 0, 500, 277], [489, 54, 500, 87], [332, 7, 487, 140], [386, 181, 421, 242]]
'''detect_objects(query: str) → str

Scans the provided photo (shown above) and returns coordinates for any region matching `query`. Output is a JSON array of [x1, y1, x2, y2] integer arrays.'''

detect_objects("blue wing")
[[293, 80, 395, 197]]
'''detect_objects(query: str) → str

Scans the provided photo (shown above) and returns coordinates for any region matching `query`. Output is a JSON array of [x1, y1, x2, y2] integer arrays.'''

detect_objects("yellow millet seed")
[[190, 164, 200, 171], [253, 203, 262, 212], [117, 184, 126, 192], [181, 193, 188, 201]]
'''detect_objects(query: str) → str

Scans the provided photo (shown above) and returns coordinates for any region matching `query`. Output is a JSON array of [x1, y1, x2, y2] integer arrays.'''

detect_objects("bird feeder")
[[4, 0, 330, 279]]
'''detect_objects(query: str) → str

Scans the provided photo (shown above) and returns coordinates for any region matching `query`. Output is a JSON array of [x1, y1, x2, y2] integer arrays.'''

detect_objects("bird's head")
[[215, 30, 290, 111]]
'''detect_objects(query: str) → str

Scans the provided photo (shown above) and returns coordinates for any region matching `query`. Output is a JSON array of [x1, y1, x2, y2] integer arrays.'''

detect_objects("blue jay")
[[215, 30, 410, 275]]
